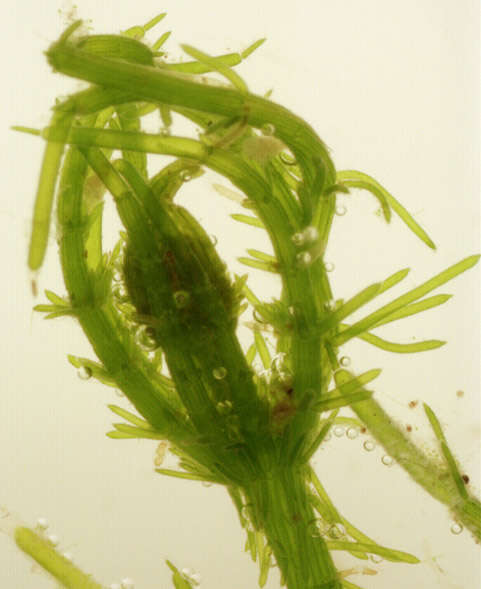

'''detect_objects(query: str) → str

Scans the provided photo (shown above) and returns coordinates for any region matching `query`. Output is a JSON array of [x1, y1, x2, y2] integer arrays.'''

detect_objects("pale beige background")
[[1, 1, 479, 588]]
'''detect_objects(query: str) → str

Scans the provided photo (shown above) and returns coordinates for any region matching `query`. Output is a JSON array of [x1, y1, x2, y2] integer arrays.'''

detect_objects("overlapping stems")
[[21, 16, 480, 589]]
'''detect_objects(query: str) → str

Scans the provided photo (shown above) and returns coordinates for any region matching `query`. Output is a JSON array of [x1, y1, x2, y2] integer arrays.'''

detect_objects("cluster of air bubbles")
[[339, 356, 351, 367], [291, 226, 319, 247], [261, 123, 275, 136], [216, 400, 233, 414], [173, 290, 190, 309], [335, 204, 347, 216], [333, 425, 345, 438], [181, 568, 202, 585], [213, 366, 228, 380], [363, 440, 376, 452], [279, 151, 296, 166], [77, 366, 92, 381], [450, 522, 463, 535]]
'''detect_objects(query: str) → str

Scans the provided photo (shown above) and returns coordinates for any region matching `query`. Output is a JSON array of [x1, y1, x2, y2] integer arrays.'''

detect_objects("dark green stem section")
[[243, 468, 342, 589]]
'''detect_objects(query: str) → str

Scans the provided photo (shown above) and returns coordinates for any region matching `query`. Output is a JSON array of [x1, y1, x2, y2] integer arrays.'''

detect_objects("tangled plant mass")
[[5, 12, 480, 589]]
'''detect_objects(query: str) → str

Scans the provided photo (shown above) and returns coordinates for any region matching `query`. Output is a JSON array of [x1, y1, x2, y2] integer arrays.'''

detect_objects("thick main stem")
[[243, 468, 342, 589]]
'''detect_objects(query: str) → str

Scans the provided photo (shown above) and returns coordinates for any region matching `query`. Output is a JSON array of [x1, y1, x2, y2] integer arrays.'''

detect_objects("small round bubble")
[[280, 151, 296, 165], [213, 366, 228, 380], [47, 534, 59, 546], [340, 356, 351, 367], [180, 170, 192, 182], [261, 123, 275, 136], [291, 232, 305, 247], [346, 427, 359, 440], [450, 522, 463, 535], [303, 226, 319, 242], [296, 251, 312, 267], [381, 455, 394, 466], [307, 518, 323, 537], [77, 366, 92, 381], [333, 426, 345, 437], [335, 204, 347, 216], [173, 290, 190, 309], [324, 261, 335, 272], [370, 554, 384, 564], [363, 440, 375, 452], [36, 517, 49, 531]]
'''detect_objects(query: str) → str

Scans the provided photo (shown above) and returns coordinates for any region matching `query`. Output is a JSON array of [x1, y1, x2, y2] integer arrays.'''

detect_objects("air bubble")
[[370, 554, 383, 564], [213, 367, 228, 380], [324, 261, 335, 272], [291, 232, 305, 247], [363, 440, 375, 452], [381, 455, 393, 466], [210, 235, 218, 246], [216, 400, 233, 414], [202, 481, 213, 488], [181, 568, 202, 586], [339, 356, 351, 367], [261, 123, 275, 136], [135, 326, 157, 351], [333, 426, 345, 437], [180, 170, 192, 182], [327, 524, 345, 539], [36, 517, 49, 531], [346, 427, 359, 439], [303, 226, 319, 242], [271, 353, 286, 372], [335, 204, 347, 216], [77, 366, 92, 381], [120, 579, 135, 589], [173, 290, 190, 308], [307, 518, 324, 537], [296, 251, 312, 267], [450, 522, 463, 535], [288, 305, 296, 316], [47, 534, 59, 546], [280, 151, 296, 165]]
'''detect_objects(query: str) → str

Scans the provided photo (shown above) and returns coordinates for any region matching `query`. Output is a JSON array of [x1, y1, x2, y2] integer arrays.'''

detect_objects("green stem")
[[243, 468, 342, 589]]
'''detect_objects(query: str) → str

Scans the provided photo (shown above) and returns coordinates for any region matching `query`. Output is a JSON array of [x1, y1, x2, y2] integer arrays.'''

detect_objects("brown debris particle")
[[462, 474, 470, 484], [408, 400, 418, 409], [456, 390, 464, 398], [406, 425, 412, 432]]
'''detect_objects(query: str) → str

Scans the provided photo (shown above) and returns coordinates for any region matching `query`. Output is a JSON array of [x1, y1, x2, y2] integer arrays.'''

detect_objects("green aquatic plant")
[[7, 13, 480, 589]]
